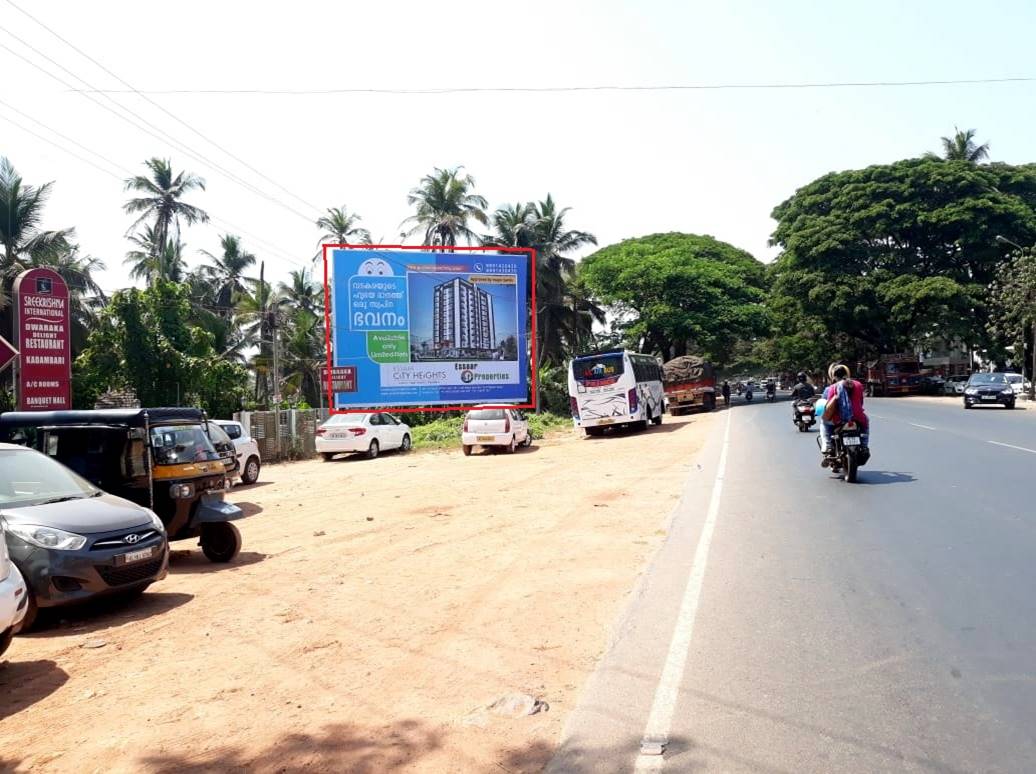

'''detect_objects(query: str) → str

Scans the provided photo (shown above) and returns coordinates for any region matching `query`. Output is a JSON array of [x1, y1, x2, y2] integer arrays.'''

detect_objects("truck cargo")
[[863, 353, 923, 396], [662, 356, 716, 414]]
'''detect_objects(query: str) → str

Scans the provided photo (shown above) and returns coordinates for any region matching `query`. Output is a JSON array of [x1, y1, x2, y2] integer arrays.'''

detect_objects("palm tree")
[[315, 206, 371, 256], [279, 268, 322, 315], [198, 234, 257, 313], [483, 202, 537, 248], [0, 156, 75, 287], [280, 308, 324, 406], [401, 166, 488, 246], [123, 158, 208, 250], [237, 261, 287, 404], [124, 226, 186, 284], [938, 127, 990, 162]]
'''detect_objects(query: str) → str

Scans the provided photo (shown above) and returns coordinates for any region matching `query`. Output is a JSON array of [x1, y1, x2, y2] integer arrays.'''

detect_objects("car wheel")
[[321, 452, 336, 461], [17, 589, 39, 632], [401, 433, 412, 451], [462, 444, 473, 456], [200, 522, 242, 563], [0, 627, 13, 659], [963, 401, 971, 410], [1006, 402, 1015, 410], [241, 456, 261, 484], [651, 413, 663, 425], [523, 432, 532, 447], [507, 436, 517, 454], [366, 439, 380, 460]]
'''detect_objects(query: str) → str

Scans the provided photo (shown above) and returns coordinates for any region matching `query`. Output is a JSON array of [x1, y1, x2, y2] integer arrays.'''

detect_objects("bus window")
[[572, 354, 624, 382]]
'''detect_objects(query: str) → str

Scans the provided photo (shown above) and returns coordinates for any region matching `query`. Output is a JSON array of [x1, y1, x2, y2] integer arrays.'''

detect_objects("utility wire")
[[2, 0, 323, 216], [0, 28, 317, 225], [0, 97, 307, 268], [61, 76, 1036, 95]]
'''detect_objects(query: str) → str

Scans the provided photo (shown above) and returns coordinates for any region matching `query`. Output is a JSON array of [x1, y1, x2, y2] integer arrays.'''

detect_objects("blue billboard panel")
[[331, 249, 529, 408]]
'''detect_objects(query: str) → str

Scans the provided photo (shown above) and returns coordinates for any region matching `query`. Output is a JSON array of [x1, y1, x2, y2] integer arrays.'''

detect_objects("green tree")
[[315, 205, 371, 254], [198, 234, 257, 314], [125, 225, 187, 284], [579, 233, 768, 365], [989, 247, 1036, 399], [236, 261, 286, 404], [278, 268, 322, 315], [768, 157, 1036, 365], [123, 158, 208, 259], [74, 280, 247, 416], [937, 127, 990, 163], [402, 166, 488, 246]]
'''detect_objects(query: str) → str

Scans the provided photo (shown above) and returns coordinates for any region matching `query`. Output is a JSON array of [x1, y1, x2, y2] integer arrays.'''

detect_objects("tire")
[[18, 589, 38, 632], [321, 452, 336, 461], [507, 436, 517, 454], [1006, 402, 1015, 410], [585, 427, 604, 437], [651, 413, 663, 426], [462, 444, 473, 456], [366, 439, 380, 460], [200, 522, 242, 563], [0, 627, 13, 659], [241, 456, 261, 484], [400, 434, 412, 451], [963, 402, 971, 410], [523, 432, 533, 447], [844, 455, 858, 483]]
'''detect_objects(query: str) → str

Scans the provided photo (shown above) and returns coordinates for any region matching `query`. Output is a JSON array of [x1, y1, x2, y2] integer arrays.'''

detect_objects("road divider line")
[[988, 440, 1036, 454], [909, 422, 936, 430], [633, 408, 732, 772]]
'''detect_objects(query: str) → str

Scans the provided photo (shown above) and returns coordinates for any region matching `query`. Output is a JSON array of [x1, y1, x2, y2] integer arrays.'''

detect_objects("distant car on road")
[[316, 413, 412, 461], [212, 420, 262, 485], [943, 376, 968, 395], [461, 407, 532, 455], [1005, 373, 1032, 398], [963, 372, 1016, 410]]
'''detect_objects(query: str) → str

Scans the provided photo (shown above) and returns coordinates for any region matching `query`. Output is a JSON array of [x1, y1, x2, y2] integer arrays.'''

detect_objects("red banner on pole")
[[323, 366, 357, 394], [14, 267, 72, 411]]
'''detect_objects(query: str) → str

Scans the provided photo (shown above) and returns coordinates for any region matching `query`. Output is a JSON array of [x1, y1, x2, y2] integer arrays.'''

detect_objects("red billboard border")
[[321, 243, 537, 415]]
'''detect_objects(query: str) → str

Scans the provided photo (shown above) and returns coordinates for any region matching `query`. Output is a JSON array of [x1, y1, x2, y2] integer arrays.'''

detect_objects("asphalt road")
[[550, 394, 1036, 773]]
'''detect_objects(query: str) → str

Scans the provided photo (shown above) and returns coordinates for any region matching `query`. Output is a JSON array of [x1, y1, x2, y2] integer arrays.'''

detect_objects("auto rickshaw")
[[0, 408, 245, 562]]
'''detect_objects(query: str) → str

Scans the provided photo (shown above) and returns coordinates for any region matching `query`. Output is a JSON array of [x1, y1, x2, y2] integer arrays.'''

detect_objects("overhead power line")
[[0, 26, 317, 226], [0, 98, 307, 269], [60, 76, 1036, 95], [3, 0, 323, 216]]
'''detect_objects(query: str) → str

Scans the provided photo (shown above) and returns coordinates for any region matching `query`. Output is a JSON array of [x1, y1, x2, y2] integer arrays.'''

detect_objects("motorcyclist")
[[721, 380, 731, 407], [790, 371, 815, 419], [819, 363, 870, 460]]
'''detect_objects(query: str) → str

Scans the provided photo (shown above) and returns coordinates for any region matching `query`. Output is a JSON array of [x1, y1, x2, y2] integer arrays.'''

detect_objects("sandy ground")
[[0, 410, 715, 774]]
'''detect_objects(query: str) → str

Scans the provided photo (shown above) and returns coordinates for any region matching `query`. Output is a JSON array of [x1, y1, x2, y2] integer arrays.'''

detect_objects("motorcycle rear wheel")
[[844, 454, 858, 483]]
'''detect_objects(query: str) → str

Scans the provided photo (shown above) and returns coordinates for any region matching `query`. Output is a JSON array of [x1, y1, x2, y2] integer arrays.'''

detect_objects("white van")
[[461, 407, 532, 455]]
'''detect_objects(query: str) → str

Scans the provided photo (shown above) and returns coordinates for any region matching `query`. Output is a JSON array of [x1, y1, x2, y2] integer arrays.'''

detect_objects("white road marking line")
[[909, 422, 936, 430], [988, 440, 1036, 454], [633, 409, 732, 772]]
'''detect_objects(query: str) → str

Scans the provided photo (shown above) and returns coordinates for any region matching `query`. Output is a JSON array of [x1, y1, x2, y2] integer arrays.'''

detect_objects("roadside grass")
[[410, 412, 571, 450]]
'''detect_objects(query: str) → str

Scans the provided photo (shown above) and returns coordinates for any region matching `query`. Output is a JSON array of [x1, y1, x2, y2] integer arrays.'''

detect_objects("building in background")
[[432, 278, 496, 356]]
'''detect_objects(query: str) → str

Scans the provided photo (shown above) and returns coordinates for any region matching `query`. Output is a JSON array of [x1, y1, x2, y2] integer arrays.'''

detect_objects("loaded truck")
[[863, 353, 923, 396], [663, 356, 716, 414]]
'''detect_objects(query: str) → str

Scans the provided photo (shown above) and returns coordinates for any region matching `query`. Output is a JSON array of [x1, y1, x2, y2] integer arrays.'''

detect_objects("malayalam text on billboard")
[[330, 249, 529, 408]]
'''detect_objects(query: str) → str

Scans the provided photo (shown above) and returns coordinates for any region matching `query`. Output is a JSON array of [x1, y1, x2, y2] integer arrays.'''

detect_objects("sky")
[[3, 0, 1036, 297]]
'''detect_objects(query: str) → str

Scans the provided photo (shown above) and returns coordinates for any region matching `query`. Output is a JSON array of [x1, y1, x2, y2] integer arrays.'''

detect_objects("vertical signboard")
[[328, 248, 531, 409], [14, 267, 72, 411]]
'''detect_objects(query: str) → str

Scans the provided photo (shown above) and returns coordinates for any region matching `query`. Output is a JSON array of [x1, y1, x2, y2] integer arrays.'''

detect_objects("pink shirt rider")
[[823, 380, 869, 428]]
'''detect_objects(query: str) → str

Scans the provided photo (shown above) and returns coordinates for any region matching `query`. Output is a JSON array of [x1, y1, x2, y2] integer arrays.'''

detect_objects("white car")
[[943, 376, 968, 395], [0, 521, 29, 659], [212, 420, 262, 484], [1006, 373, 1032, 397], [316, 413, 412, 460], [461, 407, 532, 456]]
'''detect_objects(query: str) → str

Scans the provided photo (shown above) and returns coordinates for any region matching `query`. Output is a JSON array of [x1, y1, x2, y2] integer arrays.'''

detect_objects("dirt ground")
[[0, 411, 715, 774]]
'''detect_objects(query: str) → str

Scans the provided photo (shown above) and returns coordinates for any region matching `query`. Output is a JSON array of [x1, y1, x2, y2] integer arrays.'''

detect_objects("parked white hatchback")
[[212, 419, 262, 484], [461, 407, 532, 456], [0, 520, 29, 659], [316, 413, 412, 460]]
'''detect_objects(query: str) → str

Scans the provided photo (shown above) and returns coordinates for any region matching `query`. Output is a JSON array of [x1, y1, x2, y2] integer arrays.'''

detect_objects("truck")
[[662, 356, 716, 414], [863, 353, 923, 396]]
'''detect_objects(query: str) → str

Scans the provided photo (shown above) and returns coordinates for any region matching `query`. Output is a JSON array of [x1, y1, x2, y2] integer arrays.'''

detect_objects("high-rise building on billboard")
[[432, 277, 496, 353]]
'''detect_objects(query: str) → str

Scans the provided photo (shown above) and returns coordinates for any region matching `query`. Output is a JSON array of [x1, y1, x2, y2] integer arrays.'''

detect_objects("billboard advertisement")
[[328, 248, 531, 409], [14, 267, 72, 411]]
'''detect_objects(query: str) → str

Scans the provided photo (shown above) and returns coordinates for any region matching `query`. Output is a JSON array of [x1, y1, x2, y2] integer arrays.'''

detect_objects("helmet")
[[796, 371, 807, 382]]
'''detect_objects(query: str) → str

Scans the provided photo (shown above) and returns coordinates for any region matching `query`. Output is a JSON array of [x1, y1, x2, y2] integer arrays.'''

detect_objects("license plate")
[[477, 435, 495, 441], [122, 547, 154, 564], [843, 436, 861, 446], [981, 395, 996, 401], [597, 418, 614, 425]]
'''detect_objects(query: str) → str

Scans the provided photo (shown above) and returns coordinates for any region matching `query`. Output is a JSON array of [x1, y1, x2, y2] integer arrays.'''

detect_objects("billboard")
[[327, 247, 532, 410], [14, 267, 72, 411]]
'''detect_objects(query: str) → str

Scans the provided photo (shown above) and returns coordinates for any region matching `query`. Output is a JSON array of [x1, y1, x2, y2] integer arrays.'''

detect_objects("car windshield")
[[208, 424, 232, 446], [0, 448, 98, 507], [969, 373, 1008, 385], [1006, 374, 1023, 384], [467, 409, 506, 420], [150, 424, 220, 465], [221, 423, 242, 440], [324, 414, 366, 426]]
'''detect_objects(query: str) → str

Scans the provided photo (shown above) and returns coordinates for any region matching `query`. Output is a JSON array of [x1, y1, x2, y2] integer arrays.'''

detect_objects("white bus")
[[567, 350, 665, 436]]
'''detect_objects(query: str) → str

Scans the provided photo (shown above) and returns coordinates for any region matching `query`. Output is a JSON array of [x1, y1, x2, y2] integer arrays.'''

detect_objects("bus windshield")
[[572, 354, 625, 383]]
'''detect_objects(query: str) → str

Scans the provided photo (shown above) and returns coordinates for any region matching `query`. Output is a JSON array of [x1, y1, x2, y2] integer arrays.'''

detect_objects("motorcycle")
[[793, 398, 816, 432], [818, 420, 870, 483], [765, 383, 776, 402], [744, 387, 754, 402]]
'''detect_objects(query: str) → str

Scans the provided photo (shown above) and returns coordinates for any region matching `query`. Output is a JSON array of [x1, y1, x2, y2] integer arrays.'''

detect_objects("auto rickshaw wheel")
[[200, 522, 242, 563]]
